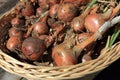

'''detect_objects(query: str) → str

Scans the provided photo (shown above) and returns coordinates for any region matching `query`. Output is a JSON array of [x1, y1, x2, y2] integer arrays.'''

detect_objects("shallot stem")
[[110, 3, 120, 18], [99, 15, 120, 34], [85, 0, 97, 11], [25, 11, 49, 37]]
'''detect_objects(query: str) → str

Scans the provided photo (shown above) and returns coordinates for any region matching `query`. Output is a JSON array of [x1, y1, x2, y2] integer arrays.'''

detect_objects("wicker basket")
[[0, 0, 120, 80]]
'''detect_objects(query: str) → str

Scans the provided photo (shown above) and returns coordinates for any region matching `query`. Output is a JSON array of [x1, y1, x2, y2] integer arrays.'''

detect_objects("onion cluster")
[[6, 0, 115, 66]]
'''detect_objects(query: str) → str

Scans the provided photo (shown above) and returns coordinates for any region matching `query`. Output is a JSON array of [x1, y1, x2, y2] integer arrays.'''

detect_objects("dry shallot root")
[[5, 0, 120, 66]]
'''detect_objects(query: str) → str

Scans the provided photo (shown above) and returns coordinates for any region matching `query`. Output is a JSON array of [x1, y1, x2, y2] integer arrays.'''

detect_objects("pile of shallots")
[[6, 0, 120, 66]]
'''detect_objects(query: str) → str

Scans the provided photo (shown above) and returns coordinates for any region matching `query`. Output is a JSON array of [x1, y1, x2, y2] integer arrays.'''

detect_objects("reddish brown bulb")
[[48, 0, 60, 7], [84, 14, 104, 33], [84, 9, 112, 33], [57, 3, 78, 22], [49, 4, 59, 18], [32, 22, 49, 37], [22, 37, 46, 60], [38, 0, 48, 7], [6, 36, 22, 52], [21, 2, 34, 17], [52, 43, 77, 66], [71, 16, 85, 32], [77, 33, 92, 44], [11, 17, 25, 27]]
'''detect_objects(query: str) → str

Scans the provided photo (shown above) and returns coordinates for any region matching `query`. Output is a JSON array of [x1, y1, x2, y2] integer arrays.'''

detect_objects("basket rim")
[[0, 41, 120, 68], [0, 41, 120, 79]]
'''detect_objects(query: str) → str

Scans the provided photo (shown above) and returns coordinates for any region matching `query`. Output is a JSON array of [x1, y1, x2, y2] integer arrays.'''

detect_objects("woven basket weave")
[[0, 1, 120, 80]]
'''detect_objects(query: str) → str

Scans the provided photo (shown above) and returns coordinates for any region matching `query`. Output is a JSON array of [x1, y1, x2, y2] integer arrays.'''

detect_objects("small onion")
[[6, 36, 22, 52], [22, 37, 46, 60], [57, 3, 79, 22], [49, 4, 59, 18], [21, 2, 34, 17], [9, 27, 23, 37], [76, 32, 92, 44], [32, 22, 49, 37], [84, 9, 112, 33], [11, 17, 25, 28]]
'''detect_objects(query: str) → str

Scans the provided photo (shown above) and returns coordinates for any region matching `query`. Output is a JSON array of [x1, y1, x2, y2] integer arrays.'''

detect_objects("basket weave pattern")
[[0, 1, 120, 80], [0, 42, 120, 79]]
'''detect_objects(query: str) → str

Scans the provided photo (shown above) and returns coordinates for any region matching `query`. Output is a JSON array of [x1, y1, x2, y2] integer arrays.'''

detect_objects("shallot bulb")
[[57, 3, 79, 22], [49, 4, 59, 18], [82, 54, 92, 62], [84, 9, 112, 33], [22, 37, 46, 60], [11, 17, 25, 28], [52, 41, 77, 66], [62, 0, 91, 6], [76, 32, 92, 44], [71, 16, 85, 32], [32, 22, 49, 37], [38, 0, 48, 7], [71, 6, 93, 32], [48, 0, 60, 7], [38, 0, 59, 7], [21, 2, 34, 17], [6, 36, 22, 52], [9, 27, 23, 37]]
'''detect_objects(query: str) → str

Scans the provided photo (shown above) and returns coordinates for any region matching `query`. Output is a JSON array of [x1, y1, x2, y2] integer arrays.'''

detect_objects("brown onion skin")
[[84, 9, 112, 33], [36, 7, 48, 17], [38, 0, 48, 7], [11, 17, 25, 27], [49, 4, 59, 18], [6, 36, 22, 52], [84, 14, 105, 33], [38, 0, 59, 7], [57, 3, 79, 22], [9, 27, 23, 37], [32, 22, 49, 38], [63, 0, 91, 6], [71, 16, 85, 32], [77, 33, 92, 44], [21, 2, 34, 17], [52, 42, 77, 66], [47, 18, 56, 27], [50, 21, 63, 29], [82, 54, 92, 62], [48, 0, 60, 7], [22, 37, 46, 60]]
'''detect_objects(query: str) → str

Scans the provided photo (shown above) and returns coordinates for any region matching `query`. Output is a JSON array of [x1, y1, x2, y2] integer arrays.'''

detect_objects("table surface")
[[0, 0, 120, 80]]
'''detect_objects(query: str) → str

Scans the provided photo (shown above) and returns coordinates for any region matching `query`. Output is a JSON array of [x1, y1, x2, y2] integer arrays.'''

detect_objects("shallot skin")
[[52, 42, 77, 66], [84, 14, 104, 33], [84, 9, 112, 33], [57, 3, 79, 22], [77, 32, 92, 44], [71, 16, 85, 32], [49, 4, 59, 18], [6, 36, 22, 52], [32, 22, 49, 37], [22, 37, 46, 60], [11, 17, 25, 27], [9, 27, 23, 37], [21, 2, 35, 17]]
